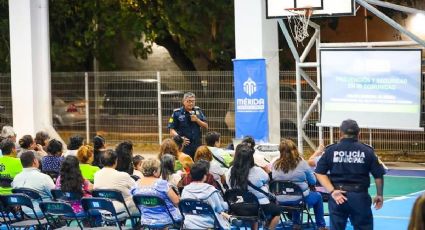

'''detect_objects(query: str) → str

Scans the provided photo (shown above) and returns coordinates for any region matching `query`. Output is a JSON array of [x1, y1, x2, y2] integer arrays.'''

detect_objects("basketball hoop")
[[285, 7, 314, 46]]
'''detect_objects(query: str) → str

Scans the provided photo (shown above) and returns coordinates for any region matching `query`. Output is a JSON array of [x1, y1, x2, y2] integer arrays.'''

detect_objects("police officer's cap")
[[340, 119, 360, 135]]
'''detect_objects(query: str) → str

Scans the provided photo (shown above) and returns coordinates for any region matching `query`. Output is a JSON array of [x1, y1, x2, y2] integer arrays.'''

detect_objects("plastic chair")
[[223, 188, 263, 229], [269, 180, 315, 228], [179, 198, 222, 230], [12, 188, 43, 201], [92, 189, 139, 227], [39, 201, 85, 229], [132, 194, 180, 229], [1, 194, 47, 229], [81, 197, 130, 230], [50, 189, 82, 202], [0, 177, 13, 188]]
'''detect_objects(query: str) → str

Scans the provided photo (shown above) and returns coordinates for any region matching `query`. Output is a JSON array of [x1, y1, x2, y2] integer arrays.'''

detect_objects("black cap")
[[340, 119, 360, 135]]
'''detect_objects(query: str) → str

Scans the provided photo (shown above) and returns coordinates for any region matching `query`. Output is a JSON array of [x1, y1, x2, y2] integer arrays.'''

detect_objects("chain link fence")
[[1, 71, 425, 153]]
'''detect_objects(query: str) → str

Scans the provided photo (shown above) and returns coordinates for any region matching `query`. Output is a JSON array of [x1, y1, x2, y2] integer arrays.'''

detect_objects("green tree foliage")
[[0, 0, 234, 72]]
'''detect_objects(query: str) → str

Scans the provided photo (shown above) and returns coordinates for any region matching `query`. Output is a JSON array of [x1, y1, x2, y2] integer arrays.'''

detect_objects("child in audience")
[[132, 155, 144, 178], [160, 154, 182, 187], [181, 160, 230, 229]]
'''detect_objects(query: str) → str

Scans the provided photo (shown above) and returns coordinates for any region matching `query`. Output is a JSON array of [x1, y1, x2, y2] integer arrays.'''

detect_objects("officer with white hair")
[[168, 92, 208, 159]]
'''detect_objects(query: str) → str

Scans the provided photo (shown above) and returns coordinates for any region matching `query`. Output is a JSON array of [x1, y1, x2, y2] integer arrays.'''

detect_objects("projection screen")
[[318, 48, 423, 131]]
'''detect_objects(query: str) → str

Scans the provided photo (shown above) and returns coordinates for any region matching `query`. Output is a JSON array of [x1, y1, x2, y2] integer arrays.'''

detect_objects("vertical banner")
[[233, 59, 269, 142]]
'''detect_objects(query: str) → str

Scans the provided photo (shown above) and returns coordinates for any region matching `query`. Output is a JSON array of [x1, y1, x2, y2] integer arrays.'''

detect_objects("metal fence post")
[[157, 71, 162, 145], [85, 72, 90, 143]]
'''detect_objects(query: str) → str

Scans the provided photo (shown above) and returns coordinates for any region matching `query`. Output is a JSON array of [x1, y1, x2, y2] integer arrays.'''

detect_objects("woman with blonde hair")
[[272, 139, 327, 230], [408, 194, 425, 230], [76, 145, 100, 182], [159, 138, 193, 172]]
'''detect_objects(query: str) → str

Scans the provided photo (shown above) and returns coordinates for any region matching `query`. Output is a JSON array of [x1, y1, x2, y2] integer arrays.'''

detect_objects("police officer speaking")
[[315, 119, 385, 230], [168, 92, 208, 159]]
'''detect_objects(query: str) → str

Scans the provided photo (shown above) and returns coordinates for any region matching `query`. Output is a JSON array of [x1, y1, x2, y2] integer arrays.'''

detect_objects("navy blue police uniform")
[[168, 106, 207, 158], [315, 138, 386, 230]]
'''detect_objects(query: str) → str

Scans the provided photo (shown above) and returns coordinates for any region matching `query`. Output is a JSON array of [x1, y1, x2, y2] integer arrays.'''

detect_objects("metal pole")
[[316, 27, 324, 146], [157, 71, 163, 145], [364, 0, 425, 15], [84, 72, 90, 143], [356, 0, 425, 48], [321, 41, 420, 47], [330, 127, 334, 144], [296, 62, 303, 154], [364, 7, 369, 42], [278, 19, 301, 62], [369, 128, 373, 146]]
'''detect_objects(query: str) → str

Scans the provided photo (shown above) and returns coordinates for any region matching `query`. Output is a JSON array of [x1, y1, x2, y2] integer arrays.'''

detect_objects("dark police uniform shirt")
[[315, 138, 385, 189], [168, 106, 207, 156]]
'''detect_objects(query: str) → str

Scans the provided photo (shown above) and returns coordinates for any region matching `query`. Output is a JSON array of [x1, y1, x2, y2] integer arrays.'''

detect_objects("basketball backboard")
[[266, 0, 356, 18]]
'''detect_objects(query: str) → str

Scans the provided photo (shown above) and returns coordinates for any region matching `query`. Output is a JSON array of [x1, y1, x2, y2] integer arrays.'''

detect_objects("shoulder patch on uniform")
[[169, 117, 173, 123], [325, 143, 337, 149], [361, 143, 374, 150]]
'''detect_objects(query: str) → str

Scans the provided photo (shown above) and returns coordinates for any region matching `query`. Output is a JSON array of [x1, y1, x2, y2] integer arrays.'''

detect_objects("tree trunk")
[[154, 33, 197, 71]]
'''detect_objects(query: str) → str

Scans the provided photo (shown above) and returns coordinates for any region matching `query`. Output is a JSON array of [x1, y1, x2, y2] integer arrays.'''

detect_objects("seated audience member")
[[41, 139, 64, 173], [194, 146, 226, 187], [241, 136, 271, 173], [226, 143, 281, 230], [0, 126, 18, 154], [307, 144, 325, 168], [160, 154, 182, 187], [64, 135, 84, 157], [272, 139, 327, 230], [181, 160, 230, 229], [94, 149, 137, 214], [17, 135, 47, 160], [56, 156, 93, 214], [178, 160, 220, 190], [408, 193, 425, 230], [76, 145, 100, 182], [171, 136, 194, 172], [115, 141, 134, 175], [13, 151, 55, 200], [0, 139, 23, 194], [92, 135, 106, 168], [205, 131, 233, 168], [35, 131, 50, 152], [132, 155, 144, 178], [131, 158, 182, 226]]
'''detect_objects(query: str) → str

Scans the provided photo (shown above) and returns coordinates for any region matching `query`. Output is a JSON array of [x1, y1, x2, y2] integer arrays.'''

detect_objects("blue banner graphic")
[[233, 59, 269, 142]]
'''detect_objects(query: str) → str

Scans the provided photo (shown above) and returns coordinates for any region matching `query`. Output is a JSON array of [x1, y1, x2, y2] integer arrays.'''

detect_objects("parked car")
[[224, 84, 318, 137], [52, 95, 86, 127], [102, 79, 184, 115]]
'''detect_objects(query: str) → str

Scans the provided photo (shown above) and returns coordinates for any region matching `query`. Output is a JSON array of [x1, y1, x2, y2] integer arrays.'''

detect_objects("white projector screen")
[[319, 49, 423, 131]]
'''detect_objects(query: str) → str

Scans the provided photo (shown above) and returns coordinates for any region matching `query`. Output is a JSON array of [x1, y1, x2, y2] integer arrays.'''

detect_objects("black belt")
[[333, 184, 368, 192]]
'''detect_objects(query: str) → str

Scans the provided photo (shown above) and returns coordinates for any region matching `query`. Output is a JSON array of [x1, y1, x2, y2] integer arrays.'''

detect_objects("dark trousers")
[[329, 192, 373, 230]]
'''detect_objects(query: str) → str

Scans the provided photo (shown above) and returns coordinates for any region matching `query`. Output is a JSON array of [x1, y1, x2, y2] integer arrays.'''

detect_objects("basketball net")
[[286, 7, 313, 46]]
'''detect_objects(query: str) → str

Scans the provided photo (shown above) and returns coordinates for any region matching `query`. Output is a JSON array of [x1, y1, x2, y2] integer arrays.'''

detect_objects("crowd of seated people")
[[0, 126, 344, 229]]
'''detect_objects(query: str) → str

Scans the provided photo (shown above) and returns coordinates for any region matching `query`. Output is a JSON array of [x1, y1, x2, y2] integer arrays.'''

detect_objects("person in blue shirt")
[[315, 119, 386, 230], [168, 92, 208, 159]]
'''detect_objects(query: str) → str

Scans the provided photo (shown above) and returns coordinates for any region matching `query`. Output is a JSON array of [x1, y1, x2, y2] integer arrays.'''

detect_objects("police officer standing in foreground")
[[315, 119, 385, 230], [168, 92, 208, 159]]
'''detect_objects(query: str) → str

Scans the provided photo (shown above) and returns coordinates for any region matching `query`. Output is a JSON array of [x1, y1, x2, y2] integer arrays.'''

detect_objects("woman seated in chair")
[[271, 139, 327, 230], [226, 143, 281, 230], [131, 158, 182, 227], [55, 156, 93, 214]]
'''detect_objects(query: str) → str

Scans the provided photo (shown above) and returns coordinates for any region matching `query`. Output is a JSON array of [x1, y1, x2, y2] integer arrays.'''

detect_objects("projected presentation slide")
[[319, 49, 422, 130]]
